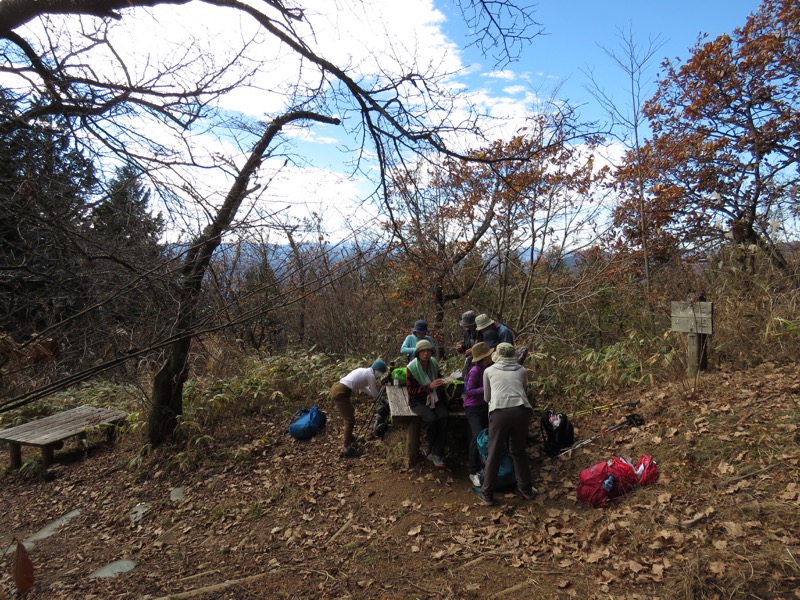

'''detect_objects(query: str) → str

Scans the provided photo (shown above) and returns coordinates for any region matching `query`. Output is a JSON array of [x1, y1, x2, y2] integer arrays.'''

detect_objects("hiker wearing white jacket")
[[478, 343, 537, 506], [331, 359, 388, 458]]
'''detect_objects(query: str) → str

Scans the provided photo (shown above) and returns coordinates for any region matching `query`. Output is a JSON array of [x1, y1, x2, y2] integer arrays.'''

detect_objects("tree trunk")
[[146, 110, 340, 446], [148, 336, 191, 446]]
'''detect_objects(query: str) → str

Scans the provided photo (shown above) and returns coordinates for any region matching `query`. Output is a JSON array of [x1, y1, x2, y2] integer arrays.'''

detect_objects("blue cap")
[[371, 359, 388, 373]]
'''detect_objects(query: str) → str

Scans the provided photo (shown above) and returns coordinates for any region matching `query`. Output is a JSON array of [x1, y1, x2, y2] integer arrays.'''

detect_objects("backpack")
[[288, 406, 327, 440], [373, 392, 391, 438], [576, 455, 659, 508], [515, 346, 530, 365], [391, 367, 407, 386], [476, 428, 516, 490], [444, 379, 465, 410], [607, 456, 639, 496], [575, 459, 613, 508], [634, 454, 660, 486], [540, 411, 575, 456]]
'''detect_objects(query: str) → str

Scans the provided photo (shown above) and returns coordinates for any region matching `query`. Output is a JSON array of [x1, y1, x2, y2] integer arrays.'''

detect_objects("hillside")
[[1, 362, 799, 599]]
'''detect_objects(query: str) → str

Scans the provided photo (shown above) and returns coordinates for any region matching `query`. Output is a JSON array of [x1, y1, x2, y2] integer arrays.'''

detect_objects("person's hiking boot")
[[469, 473, 482, 487], [427, 453, 445, 469], [477, 491, 496, 506], [341, 445, 364, 458], [516, 486, 539, 500]]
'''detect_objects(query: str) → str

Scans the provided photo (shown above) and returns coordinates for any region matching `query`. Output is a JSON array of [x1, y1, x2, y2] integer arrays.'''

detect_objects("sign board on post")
[[670, 301, 713, 335], [670, 301, 714, 380]]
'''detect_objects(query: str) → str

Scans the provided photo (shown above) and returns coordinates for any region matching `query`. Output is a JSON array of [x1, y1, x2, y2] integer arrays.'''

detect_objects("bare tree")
[[386, 101, 605, 339], [1, 0, 544, 444], [584, 27, 666, 330]]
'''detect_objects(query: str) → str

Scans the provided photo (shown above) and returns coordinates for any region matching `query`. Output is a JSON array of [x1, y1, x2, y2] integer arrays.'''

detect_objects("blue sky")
[[259, 0, 764, 237], [9, 0, 762, 239], [279, 0, 763, 176], [437, 0, 761, 125]]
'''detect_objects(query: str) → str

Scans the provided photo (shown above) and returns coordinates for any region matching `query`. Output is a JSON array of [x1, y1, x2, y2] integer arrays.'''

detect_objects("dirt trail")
[[1, 362, 798, 599]]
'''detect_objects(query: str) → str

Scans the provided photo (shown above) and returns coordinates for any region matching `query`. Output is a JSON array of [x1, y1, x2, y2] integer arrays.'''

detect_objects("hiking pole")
[[353, 384, 386, 444], [558, 413, 645, 456], [570, 400, 640, 417]]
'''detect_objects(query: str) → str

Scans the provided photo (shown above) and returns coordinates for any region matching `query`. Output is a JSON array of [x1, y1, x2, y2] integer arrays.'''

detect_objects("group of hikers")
[[329, 311, 536, 507]]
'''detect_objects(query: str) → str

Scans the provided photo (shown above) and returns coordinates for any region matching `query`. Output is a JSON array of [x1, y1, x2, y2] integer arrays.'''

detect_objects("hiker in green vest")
[[405, 339, 448, 468]]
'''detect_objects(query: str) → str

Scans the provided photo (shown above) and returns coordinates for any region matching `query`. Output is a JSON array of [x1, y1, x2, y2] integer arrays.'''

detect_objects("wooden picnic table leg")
[[407, 419, 421, 467], [41, 446, 54, 467], [10, 443, 21, 469], [106, 422, 123, 444]]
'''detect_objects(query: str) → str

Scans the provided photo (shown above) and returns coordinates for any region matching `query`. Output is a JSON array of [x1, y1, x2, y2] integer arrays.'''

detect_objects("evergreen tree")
[[92, 165, 163, 253], [0, 89, 98, 335]]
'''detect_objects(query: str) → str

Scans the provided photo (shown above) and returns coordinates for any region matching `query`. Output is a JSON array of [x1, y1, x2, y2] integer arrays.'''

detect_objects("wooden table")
[[386, 386, 465, 467], [0, 405, 127, 468]]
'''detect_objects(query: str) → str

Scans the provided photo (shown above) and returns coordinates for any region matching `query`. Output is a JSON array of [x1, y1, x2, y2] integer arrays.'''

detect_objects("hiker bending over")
[[331, 359, 388, 458], [478, 343, 537, 506], [475, 314, 514, 346], [400, 319, 436, 363], [463, 341, 493, 487], [406, 339, 448, 468]]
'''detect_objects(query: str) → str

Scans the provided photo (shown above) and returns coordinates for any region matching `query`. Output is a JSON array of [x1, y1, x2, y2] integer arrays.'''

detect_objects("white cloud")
[[484, 69, 516, 80], [10, 0, 579, 243]]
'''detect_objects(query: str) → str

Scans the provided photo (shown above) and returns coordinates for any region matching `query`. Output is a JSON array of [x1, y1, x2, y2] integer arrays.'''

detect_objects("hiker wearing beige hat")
[[474, 313, 515, 346], [463, 341, 494, 486], [477, 342, 537, 506]]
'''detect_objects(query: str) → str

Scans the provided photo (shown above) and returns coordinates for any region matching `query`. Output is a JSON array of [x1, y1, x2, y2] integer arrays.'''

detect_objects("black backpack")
[[540, 410, 575, 456]]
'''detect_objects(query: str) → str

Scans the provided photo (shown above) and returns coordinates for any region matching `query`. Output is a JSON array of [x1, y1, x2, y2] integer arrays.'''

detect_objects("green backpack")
[[445, 379, 464, 401], [391, 367, 407, 386]]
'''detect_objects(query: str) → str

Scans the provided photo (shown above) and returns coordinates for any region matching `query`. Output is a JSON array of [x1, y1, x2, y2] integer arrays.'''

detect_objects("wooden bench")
[[0, 405, 127, 469], [386, 386, 466, 467]]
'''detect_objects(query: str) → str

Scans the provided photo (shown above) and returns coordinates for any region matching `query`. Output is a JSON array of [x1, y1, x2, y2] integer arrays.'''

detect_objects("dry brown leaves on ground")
[[0, 362, 798, 599]]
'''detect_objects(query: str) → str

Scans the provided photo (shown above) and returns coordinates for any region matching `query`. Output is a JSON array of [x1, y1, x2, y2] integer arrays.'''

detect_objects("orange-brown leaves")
[[12, 539, 34, 596]]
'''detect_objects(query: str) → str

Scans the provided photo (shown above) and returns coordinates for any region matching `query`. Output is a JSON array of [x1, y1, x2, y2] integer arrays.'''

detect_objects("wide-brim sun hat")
[[475, 314, 493, 331], [471, 341, 492, 362], [491, 342, 517, 363], [412, 319, 429, 334], [459, 310, 477, 328], [415, 339, 433, 353]]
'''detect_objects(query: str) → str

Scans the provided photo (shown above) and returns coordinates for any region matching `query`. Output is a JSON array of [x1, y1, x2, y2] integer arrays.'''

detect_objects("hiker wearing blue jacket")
[[478, 343, 537, 506], [474, 314, 514, 346], [331, 359, 388, 458], [400, 319, 436, 362]]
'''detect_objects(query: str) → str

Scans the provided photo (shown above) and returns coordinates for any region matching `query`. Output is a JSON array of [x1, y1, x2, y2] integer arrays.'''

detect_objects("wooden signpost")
[[670, 301, 713, 379]]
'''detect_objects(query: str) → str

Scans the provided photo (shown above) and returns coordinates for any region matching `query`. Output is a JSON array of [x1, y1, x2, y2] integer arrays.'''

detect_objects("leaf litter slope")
[[0, 362, 798, 599]]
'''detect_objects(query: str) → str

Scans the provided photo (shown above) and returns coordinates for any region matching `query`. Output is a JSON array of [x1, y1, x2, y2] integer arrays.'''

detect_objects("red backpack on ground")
[[608, 456, 639, 496], [576, 455, 659, 508], [634, 454, 660, 486], [576, 459, 614, 508]]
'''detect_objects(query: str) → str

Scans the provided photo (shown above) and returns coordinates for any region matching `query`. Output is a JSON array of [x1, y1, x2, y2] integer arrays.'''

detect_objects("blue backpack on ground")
[[476, 428, 517, 490], [288, 406, 327, 440]]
